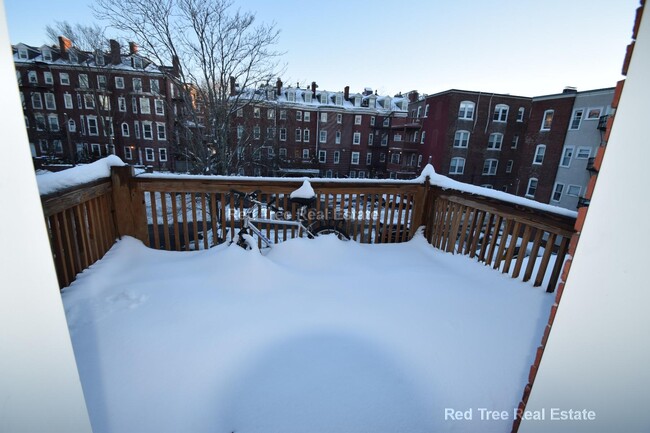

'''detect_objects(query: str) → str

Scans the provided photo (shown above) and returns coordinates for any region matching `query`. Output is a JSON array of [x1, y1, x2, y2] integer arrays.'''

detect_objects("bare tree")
[[93, 0, 282, 175]]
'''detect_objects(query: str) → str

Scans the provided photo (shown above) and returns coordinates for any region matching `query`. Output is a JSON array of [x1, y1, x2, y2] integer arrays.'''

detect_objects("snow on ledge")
[[37, 155, 125, 196], [290, 180, 316, 199]]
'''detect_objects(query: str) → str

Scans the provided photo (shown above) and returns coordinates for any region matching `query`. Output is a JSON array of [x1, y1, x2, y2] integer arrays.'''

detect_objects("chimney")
[[344, 86, 349, 100], [128, 42, 138, 55], [563, 86, 577, 94], [109, 39, 121, 65], [276, 78, 282, 96], [311, 81, 317, 97], [58, 36, 72, 56], [408, 91, 419, 103], [229, 76, 236, 96]]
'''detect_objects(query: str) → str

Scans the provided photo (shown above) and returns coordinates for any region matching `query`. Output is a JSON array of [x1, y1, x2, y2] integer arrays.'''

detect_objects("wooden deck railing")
[[41, 165, 576, 292]]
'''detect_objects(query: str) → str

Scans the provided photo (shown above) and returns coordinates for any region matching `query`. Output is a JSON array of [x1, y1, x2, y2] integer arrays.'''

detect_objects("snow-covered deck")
[[63, 232, 554, 433]]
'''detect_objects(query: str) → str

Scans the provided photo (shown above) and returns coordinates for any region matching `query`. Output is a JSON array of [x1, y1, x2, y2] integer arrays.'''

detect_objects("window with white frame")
[[351, 152, 360, 165], [140, 97, 151, 114], [97, 75, 107, 90], [319, 130, 327, 143], [89, 143, 100, 157], [103, 117, 114, 136], [268, 109, 275, 119], [380, 153, 386, 163], [87, 117, 99, 136], [79, 74, 90, 88], [449, 157, 465, 174], [320, 93, 328, 104], [296, 110, 302, 121], [99, 95, 111, 111], [567, 185, 581, 197], [482, 159, 498, 175], [414, 131, 419, 143], [335, 131, 341, 144], [541, 109, 554, 131], [552, 183, 564, 202], [48, 115, 60, 131], [354, 115, 362, 125], [304, 111, 311, 122], [115, 76, 125, 89], [303, 128, 310, 142], [253, 126, 261, 140], [35, 114, 45, 131], [416, 106, 421, 118], [268, 148, 275, 158], [279, 128, 287, 141], [84, 94, 95, 109], [266, 127, 275, 139], [418, 155, 422, 166], [305, 93, 312, 103], [424, 104, 430, 117], [42, 48, 52, 61], [69, 50, 78, 63], [368, 133, 374, 145], [287, 91, 295, 102], [279, 148, 287, 158], [302, 149, 309, 159], [454, 130, 470, 148], [560, 146, 574, 167], [106, 144, 115, 155], [60, 73, 70, 85], [28, 71, 38, 84], [132, 97, 138, 113], [150, 79, 160, 94], [145, 147, 155, 162], [358, 171, 366, 179], [157, 123, 166, 140], [159, 148, 168, 162], [133, 78, 143, 92], [53, 140, 63, 153], [39, 139, 48, 152], [320, 112, 327, 123], [325, 170, 333, 178], [570, 109, 584, 130], [420, 131, 426, 144], [44, 72, 53, 85], [118, 97, 126, 112], [134, 121, 140, 138], [458, 101, 475, 120], [381, 135, 388, 146], [533, 144, 546, 164], [67, 119, 76, 132], [511, 134, 519, 149], [142, 122, 153, 139], [525, 178, 538, 198], [79, 116, 85, 134], [295, 128, 301, 141], [349, 171, 356, 178], [493, 104, 509, 122], [18, 47, 28, 59], [236, 125, 244, 139], [517, 107, 525, 122], [383, 118, 389, 127], [122, 123, 130, 137], [155, 100, 164, 115], [44, 93, 56, 110], [366, 152, 372, 165], [32, 93, 43, 109], [334, 151, 340, 164], [506, 159, 513, 173], [394, 133, 402, 142], [487, 133, 503, 150], [353, 132, 361, 145], [64, 93, 73, 109], [337, 113, 342, 124], [370, 116, 375, 126], [319, 150, 326, 163], [335, 95, 343, 105], [576, 147, 591, 159], [390, 153, 400, 164], [124, 146, 133, 160]]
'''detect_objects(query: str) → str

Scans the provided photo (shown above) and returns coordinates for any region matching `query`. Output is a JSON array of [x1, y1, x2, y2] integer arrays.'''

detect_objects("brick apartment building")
[[13, 38, 176, 171]]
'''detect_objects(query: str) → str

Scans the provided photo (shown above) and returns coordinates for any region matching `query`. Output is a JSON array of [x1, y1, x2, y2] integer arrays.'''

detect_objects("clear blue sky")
[[4, 0, 639, 97]]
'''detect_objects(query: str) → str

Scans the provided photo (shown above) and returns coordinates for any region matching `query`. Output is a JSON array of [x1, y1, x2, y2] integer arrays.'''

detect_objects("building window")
[[142, 122, 153, 139], [394, 133, 402, 142], [351, 152, 360, 165], [115, 77, 125, 89], [28, 71, 38, 84], [425, 105, 430, 117], [335, 131, 341, 144], [420, 131, 426, 144], [368, 133, 374, 145], [335, 95, 343, 105], [541, 109, 554, 131], [122, 123, 130, 137], [511, 135, 519, 149], [124, 146, 133, 160], [145, 147, 155, 162], [69, 50, 78, 63], [320, 93, 328, 104], [453, 130, 470, 148], [302, 149, 309, 159], [319, 130, 327, 143], [157, 123, 166, 140], [305, 93, 312, 103], [570, 109, 584, 130], [295, 128, 301, 141], [418, 155, 423, 167], [279, 128, 287, 141], [383, 118, 390, 127], [97, 75, 107, 90], [567, 185, 582, 197], [552, 183, 564, 202], [279, 148, 287, 158], [132, 97, 138, 113], [458, 101, 475, 120], [349, 171, 356, 178], [118, 97, 127, 112], [416, 106, 421, 118], [253, 126, 261, 140], [67, 119, 76, 132], [493, 104, 509, 122], [140, 98, 151, 114], [236, 125, 244, 139], [533, 144, 546, 164], [517, 107, 525, 122], [506, 160, 513, 173], [449, 157, 465, 175], [355, 115, 362, 125], [60, 73, 70, 85], [268, 109, 275, 119], [525, 178, 538, 198], [296, 110, 302, 121], [560, 146, 574, 167], [84, 94, 95, 109], [482, 159, 498, 175], [87, 117, 99, 136], [380, 153, 386, 163], [337, 113, 343, 124], [155, 100, 165, 115], [353, 132, 361, 145], [576, 147, 591, 159], [287, 91, 295, 102], [304, 111, 311, 122], [79, 74, 90, 88], [31, 93, 43, 109], [487, 133, 503, 150], [586, 107, 602, 120], [391, 153, 400, 164], [266, 127, 275, 139], [303, 128, 310, 142], [64, 93, 73, 109], [35, 114, 46, 131], [381, 135, 388, 146], [150, 79, 160, 94], [44, 72, 53, 85], [134, 121, 140, 138], [334, 151, 340, 164], [132, 78, 143, 93], [159, 148, 168, 162], [318, 150, 326, 163], [320, 112, 327, 123], [18, 47, 28, 59], [48, 115, 60, 131]]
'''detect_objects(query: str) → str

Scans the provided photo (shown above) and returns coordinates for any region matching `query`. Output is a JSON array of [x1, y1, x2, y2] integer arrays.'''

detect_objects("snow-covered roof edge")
[[37, 155, 126, 196]]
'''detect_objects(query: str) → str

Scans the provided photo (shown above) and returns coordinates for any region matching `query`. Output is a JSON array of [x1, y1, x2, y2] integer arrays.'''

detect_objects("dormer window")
[[368, 97, 376, 108], [95, 50, 105, 66], [320, 92, 328, 104], [42, 49, 52, 62], [287, 91, 295, 102], [18, 47, 28, 60], [68, 50, 78, 63], [304, 92, 312, 103], [354, 96, 361, 107], [335, 94, 343, 105], [133, 57, 143, 69], [383, 98, 392, 109]]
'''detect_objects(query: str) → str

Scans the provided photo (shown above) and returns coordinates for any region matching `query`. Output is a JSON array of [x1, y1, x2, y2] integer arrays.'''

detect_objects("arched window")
[[526, 178, 539, 198], [453, 130, 470, 148], [121, 122, 130, 137], [541, 110, 554, 130], [483, 159, 498, 176], [487, 133, 503, 150], [449, 157, 465, 175], [458, 101, 475, 120], [493, 104, 509, 122], [533, 144, 546, 164]]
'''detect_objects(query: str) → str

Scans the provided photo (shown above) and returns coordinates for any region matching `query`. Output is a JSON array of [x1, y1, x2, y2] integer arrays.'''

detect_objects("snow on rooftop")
[[63, 233, 553, 433], [37, 156, 125, 196]]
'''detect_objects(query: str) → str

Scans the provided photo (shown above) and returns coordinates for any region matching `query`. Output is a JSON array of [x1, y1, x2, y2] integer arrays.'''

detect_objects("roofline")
[[420, 88, 533, 101]]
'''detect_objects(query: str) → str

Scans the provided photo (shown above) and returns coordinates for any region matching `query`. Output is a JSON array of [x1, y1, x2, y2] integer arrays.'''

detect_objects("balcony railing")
[[40, 165, 577, 292]]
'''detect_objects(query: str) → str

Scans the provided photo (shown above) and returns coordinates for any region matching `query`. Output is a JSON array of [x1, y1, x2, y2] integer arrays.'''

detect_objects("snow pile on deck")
[[63, 233, 553, 433], [37, 155, 125, 195]]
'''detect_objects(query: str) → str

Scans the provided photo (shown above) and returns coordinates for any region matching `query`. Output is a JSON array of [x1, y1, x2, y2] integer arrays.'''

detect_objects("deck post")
[[111, 165, 149, 244]]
